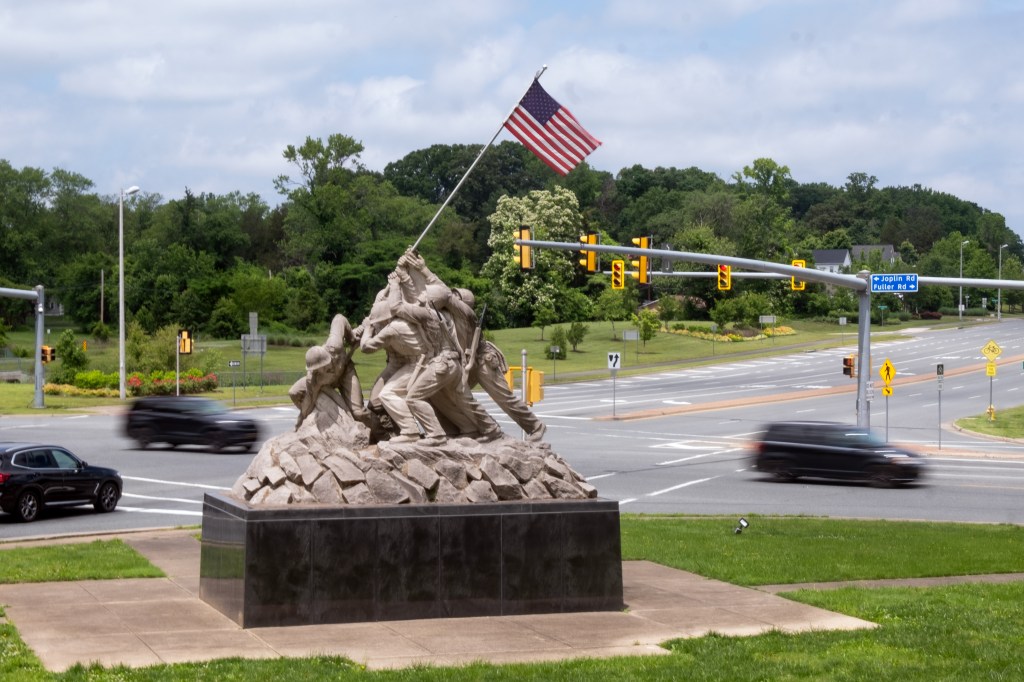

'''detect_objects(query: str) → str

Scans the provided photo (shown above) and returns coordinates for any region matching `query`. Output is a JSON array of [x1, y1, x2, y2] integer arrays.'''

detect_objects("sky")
[[3, 0, 1024, 235]]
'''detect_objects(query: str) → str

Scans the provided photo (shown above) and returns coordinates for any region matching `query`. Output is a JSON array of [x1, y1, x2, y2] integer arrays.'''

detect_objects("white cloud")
[[2, 0, 1024, 236]]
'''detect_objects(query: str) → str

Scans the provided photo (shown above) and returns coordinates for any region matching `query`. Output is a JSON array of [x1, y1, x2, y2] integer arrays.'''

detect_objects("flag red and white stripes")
[[503, 80, 601, 175]]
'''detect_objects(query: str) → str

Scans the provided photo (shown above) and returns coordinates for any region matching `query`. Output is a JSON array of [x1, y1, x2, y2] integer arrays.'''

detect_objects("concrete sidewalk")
[[0, 529, 875, 672]]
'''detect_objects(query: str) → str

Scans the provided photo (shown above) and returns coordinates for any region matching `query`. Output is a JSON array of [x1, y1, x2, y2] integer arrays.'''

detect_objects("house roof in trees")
[[811, 249, 852, 267], [851, 244, 897, 263]]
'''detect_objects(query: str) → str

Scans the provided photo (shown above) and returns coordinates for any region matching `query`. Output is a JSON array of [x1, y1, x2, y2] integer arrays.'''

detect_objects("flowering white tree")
[[482, 186, 584, 327]]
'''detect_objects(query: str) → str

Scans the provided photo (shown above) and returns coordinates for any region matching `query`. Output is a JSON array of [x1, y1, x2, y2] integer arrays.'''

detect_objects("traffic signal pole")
[[0, 284, 46, 409], [855, 273, 872, 429]]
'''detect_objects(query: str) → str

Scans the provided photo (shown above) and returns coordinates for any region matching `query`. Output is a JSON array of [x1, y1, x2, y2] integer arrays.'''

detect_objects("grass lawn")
[[956, 403, 1024, 439], [1, 516, 1023, 679]]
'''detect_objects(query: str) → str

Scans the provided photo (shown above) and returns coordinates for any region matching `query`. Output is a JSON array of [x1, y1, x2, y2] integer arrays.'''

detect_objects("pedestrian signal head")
[[791, 259, 806, 291]]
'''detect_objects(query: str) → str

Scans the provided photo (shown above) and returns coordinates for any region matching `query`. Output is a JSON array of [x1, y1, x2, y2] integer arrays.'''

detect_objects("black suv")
[[0, 442, 122, 522], [124, 396, 260, 452], [751, 421, 925, 486]]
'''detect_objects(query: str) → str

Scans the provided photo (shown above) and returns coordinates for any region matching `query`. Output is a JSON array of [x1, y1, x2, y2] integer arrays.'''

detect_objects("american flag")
[[503, 80, 601, 175]]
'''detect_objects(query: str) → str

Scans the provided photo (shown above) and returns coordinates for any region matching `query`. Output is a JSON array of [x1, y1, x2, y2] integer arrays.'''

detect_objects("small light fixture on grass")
[[734, 517, 749, 534]]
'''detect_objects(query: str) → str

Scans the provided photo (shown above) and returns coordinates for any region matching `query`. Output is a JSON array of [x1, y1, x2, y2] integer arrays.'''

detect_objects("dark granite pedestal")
[[199, 492, 624, 628]]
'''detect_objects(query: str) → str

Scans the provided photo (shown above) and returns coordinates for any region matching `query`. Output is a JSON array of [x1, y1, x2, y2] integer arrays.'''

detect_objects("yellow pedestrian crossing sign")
[[879, 358, 896, 385]]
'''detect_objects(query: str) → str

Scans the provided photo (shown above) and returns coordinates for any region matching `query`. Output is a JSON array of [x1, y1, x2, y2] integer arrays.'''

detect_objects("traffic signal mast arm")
[[514, 238, 869, 291]]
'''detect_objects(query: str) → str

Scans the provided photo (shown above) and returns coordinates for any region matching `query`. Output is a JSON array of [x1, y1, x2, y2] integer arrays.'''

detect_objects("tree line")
[[2, 137, 1022, 343]]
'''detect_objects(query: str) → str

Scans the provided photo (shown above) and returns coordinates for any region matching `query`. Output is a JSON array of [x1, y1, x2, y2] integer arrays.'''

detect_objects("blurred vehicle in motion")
[[751, 421, 925, 487], [123, 396, 260, 453], [0, 442, 122, 522]]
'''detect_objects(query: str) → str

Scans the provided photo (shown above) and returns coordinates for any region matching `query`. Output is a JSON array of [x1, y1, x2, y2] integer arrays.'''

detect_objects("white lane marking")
[[122, 475, 231, 491], [656, 454, 713, 465], [121, 492, 204, 505], [662, 400, 692, 405], [530, 414, 591, 421], [619, 498, 638, 505], [647, 476, 715, 497], [584, 473, 616, 481], [117, 506, 204, 516]]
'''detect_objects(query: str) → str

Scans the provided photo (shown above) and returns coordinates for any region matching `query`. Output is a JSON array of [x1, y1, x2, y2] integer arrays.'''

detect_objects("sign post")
[[879, 358, 896, 441], [982, 340, 1002, 421], [229, 360, 241, 405], [937, 363, 944, 449], [608, 351, 621, 418]]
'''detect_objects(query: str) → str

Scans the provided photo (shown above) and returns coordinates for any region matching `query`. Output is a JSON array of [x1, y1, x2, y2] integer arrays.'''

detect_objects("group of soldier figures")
[[288, 249, 547, 447]]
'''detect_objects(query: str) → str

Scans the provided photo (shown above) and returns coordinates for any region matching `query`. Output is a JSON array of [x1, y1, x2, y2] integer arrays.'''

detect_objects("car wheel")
[[869, 466, 897, 488], [94, 482, 119, 513], [136, 428, 154, 449], [15, 490, 41, 523], [765, 458, 796, 481], [209, 431, 226, 453]]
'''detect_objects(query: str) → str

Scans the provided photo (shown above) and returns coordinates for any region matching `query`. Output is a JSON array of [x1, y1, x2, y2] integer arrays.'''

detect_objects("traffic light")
[[578, 232, 598, 273], [630, 236, 650, 284], [178, 329, 193, 355], [514, 226, 533, 270], [717, 264, 732, 291], [611, 260, 625, 289], [527, 368, 544, 405], [843, 355, 855, 377], [791, 259, 806, 291], [40, 345, 54, 363]]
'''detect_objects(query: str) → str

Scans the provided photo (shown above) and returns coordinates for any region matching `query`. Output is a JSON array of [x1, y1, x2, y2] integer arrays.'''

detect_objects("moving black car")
[[751, 421, 925, 486], [0, 442, 122, 522], [123, 396, 260, 452]]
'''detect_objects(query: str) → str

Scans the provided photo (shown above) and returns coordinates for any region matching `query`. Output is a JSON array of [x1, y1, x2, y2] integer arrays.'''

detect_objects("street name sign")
[[870, 273, 918, 292]]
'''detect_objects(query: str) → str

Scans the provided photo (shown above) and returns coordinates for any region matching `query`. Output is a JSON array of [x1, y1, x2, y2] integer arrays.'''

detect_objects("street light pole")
[[959, 239, 969, 323], [998, 243, 1008, 321], [118, 185, 140, 400]]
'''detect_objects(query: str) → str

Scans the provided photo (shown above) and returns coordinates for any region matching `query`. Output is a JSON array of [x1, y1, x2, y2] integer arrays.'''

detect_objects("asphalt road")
[[4, 319, 1024, 540]]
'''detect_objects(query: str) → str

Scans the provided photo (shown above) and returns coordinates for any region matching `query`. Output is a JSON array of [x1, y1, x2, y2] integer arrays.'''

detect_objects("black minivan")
[[124, 396, 260, 453], [751, 421, 925, 487]]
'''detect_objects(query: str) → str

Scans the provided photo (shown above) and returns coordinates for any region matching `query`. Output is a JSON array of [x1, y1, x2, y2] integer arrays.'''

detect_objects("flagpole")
[[410, 65, 548, 251]]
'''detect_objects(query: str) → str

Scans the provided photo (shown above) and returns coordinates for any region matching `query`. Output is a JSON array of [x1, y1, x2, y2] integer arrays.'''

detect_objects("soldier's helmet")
[[305, 345, 332, 372]]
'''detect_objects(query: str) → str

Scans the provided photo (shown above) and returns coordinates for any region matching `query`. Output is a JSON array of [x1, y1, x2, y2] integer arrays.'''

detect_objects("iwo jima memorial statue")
[[200, 249, 624, 627]]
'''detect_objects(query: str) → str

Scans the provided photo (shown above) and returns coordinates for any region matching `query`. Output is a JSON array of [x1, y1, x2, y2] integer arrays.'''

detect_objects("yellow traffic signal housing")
[[527, 368, 544, 405], [514, 226, 534, 270], [611, 260, 625, 289], [630, 236, 650, 284], [578, 232, 598, 273], [791, 259, 806, 291], [179, 329, 193, 354], [40, 345, 54, 363], [842, 355, 856, 377], [717, 264, 731, 291]]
